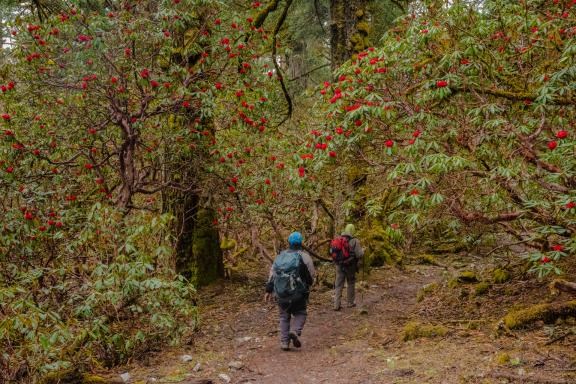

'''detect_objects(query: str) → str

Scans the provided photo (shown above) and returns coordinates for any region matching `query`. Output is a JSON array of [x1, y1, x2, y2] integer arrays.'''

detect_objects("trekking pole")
[[361, 254, 366, 306]]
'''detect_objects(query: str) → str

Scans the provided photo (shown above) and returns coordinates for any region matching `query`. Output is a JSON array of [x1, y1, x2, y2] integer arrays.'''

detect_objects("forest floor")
[[103, 255, 576, 384]]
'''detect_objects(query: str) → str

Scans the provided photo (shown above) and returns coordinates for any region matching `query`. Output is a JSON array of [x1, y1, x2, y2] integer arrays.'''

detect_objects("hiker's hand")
[[264, 292, 271, 302]]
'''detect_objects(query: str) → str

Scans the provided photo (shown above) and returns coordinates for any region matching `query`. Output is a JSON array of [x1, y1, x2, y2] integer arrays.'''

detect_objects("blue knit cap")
[[288, 231, 303, 246]]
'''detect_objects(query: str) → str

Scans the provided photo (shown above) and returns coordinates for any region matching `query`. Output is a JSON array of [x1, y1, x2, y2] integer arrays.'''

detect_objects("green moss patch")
[[493, 268, 510, 284], [474, 282, 490, 296], [401, 321, 448, 341], [416, 282, 439, 302], [501, 301, 576, 330]]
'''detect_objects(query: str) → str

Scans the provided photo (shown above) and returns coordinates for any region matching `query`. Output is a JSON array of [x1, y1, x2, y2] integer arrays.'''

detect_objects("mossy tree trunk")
[[329, 0, 370, 70], [163, 180, 224, 287]]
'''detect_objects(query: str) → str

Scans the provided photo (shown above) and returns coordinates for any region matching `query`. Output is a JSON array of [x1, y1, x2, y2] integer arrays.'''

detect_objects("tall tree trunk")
[[329, 0, 370, 69], [162, 148, 224, 286]]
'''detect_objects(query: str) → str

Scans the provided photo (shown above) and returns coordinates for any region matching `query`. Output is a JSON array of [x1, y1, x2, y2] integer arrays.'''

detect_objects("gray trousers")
[[334, 263, 356, 309], [278, 304, 307, 343]]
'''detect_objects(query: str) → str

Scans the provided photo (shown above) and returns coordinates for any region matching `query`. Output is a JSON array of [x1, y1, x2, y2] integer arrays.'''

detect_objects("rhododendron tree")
[[318, 0, 575, 276]]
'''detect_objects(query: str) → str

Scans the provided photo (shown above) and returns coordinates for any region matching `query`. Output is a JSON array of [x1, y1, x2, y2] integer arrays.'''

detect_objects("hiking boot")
[[289, 332, 301, 348], [280, 341, 290, 351]]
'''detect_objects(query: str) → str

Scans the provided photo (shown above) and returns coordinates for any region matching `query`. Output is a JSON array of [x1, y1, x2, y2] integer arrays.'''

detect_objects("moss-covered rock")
[[458, 271, 478, 283], [416, 282, 438, 302], [493, 268, 510, 284], [501, 301, 576, 330], [82, 375, 109, 384], [448, 271, 478, 288], [474, 282, 490, 296], [401, 321, 447, 341], [416, 254, 440, 266], [495, 352, 511, 365], [41, 371, 110, 384], [41, 370, 83, 384], [362, 221, 403, 267]]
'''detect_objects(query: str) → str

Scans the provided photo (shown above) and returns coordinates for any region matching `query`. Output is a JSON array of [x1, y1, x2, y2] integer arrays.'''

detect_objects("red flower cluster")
[[556, 130, 568, 139], [436, 80, 448, 88], [1, 82, 15, 92]]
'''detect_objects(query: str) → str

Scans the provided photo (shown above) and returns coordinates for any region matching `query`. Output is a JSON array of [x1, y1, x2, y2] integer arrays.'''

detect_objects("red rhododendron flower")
[[413, 130, 421, 138], [229, 186, 236, 193], [566, 202, 576, 209], [385, 140, 394, 148], [231, 177, 238, 184], [84, 164, 93, 169], [329, 151, 337, 158], [410, 189, 419, 195], [547, 141, 557, 150], [556, 130, 568, 139], [25, 211, 33, 219], [5, 166, 13, 173], [541, 256, 551, 263], [150, 80, 159, 87], [182, 101, 190, 108], [140, 68, 150, 79], [552, 244, 564, 251], [298, 167, 305, 177], [436, 80, 448, 88], [2, 114, 11, 120], [265, 179, 271, 185]]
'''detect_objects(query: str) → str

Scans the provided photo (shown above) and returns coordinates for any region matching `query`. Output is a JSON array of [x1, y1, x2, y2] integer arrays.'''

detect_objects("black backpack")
[[272, 250, 307, 304]]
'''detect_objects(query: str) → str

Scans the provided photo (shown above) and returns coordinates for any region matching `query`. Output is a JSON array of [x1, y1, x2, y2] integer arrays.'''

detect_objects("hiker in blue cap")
[[265, 231, 315, 351]]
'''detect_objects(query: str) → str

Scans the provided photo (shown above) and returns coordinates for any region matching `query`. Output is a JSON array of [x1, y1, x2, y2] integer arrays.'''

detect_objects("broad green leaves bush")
[[316, 0, 575, 274], [1, 205, 197, 379]]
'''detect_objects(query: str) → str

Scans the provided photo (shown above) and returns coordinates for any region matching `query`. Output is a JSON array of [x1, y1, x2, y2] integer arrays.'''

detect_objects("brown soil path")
[[107, 265, 576, 384]]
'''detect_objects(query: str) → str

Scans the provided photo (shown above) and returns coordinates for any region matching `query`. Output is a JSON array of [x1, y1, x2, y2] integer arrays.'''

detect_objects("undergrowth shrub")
[[0, 204, 197, 381]]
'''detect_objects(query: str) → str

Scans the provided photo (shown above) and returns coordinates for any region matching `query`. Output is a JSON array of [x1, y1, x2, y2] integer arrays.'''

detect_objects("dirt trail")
[[108, 265, 576, 384]]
